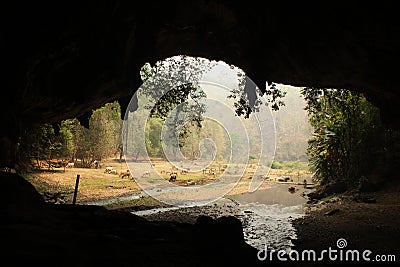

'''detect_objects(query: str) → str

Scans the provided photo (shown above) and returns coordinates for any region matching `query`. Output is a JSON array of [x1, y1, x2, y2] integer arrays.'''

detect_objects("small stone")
[[324, 208, 340, 216]]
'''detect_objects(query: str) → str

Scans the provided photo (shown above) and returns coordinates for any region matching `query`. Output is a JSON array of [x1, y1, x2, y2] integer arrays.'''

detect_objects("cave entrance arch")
[[122, 55, 276, 207]]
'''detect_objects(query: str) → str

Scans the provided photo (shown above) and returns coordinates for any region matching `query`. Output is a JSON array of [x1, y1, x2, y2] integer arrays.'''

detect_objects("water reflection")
[[232, 183, 308, 206], [230, 183, 311, 251]]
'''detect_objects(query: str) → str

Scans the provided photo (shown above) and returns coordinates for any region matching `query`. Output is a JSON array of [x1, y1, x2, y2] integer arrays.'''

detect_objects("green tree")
[[301, 87, 383, 187], [21, 123, 62, 167], [138, 56, 212, 160], [125, 108, 147, 161], [89, 101, 122, 161], [72, 119, 91, 166], [145, 117, 163, 157], [199, 119, 229, 161], [58, 119, 75, 160], [177, 119, 229, 161], [138, 56, 287, 160]]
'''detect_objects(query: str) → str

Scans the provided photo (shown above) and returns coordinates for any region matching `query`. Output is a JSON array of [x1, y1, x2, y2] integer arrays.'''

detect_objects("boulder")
[[307, 181, 347, 200]]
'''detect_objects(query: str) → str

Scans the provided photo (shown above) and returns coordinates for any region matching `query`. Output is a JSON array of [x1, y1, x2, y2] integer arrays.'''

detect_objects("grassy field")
[[27, 158, 313, 204], [27, 159, 140, 203], [146, 158, 311, 182]]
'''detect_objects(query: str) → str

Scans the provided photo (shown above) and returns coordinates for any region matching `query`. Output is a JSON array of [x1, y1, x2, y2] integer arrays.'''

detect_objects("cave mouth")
[[13, 51, 399, 207], [14, 53, 312, 208], [122, 55, 278, 207], [14, 54, 315, 253]]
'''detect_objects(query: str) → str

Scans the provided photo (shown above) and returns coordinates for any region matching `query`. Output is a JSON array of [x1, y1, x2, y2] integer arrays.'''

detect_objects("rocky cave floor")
[[2, 171, 400, 266], [292, 183, 400, 265]]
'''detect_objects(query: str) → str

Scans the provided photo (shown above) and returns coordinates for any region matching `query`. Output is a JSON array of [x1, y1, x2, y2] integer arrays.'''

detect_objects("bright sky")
[[201, 60, 242, 90]]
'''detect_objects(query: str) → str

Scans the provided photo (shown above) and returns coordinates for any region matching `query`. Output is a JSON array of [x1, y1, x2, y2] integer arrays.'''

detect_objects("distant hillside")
[[273, 85, 312, 162]]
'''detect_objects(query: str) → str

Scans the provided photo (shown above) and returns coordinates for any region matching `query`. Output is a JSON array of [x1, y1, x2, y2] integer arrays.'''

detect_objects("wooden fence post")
[[72, 174, 80, 205]]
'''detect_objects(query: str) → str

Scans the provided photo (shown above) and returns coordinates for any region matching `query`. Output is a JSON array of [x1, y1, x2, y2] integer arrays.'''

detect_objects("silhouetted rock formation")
[[1, 172, 259, 266]]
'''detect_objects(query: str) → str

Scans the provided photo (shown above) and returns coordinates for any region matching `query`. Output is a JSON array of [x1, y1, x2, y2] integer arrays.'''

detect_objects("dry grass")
[[27, 159, 140, 203], [27, 158, 313, 204]]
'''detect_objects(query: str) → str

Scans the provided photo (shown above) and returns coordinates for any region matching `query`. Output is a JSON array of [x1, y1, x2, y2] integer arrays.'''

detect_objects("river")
[[128, 182, 311, 252]]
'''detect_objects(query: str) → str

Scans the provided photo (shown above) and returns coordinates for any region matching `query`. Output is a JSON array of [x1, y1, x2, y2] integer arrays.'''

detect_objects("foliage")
[[58, 120, 75, 159], [228, 78, 286, 118], [124, 108, 147, 161], [89, 101, 122, 161], [273, 86, 313, 162], [301, 87, 383, 186], [21, 102, 123, 166], [139, 56, 213, 159], [271, 160, 309, 171], [178, 119, 229, 161], [136, 56, 289, 163], [139, 55, 212, 125], [145, 117, 163, 157], [21, 123, 62, 163], [248, 155, 257, 160]]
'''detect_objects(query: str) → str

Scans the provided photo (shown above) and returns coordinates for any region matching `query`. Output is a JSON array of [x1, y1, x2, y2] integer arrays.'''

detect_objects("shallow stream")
[[129, 183, 311, 252], [231, 183, 309, 251]]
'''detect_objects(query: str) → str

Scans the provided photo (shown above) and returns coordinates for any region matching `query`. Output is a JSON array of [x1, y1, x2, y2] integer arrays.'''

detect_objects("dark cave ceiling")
[[1, 1, 400, 165]]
